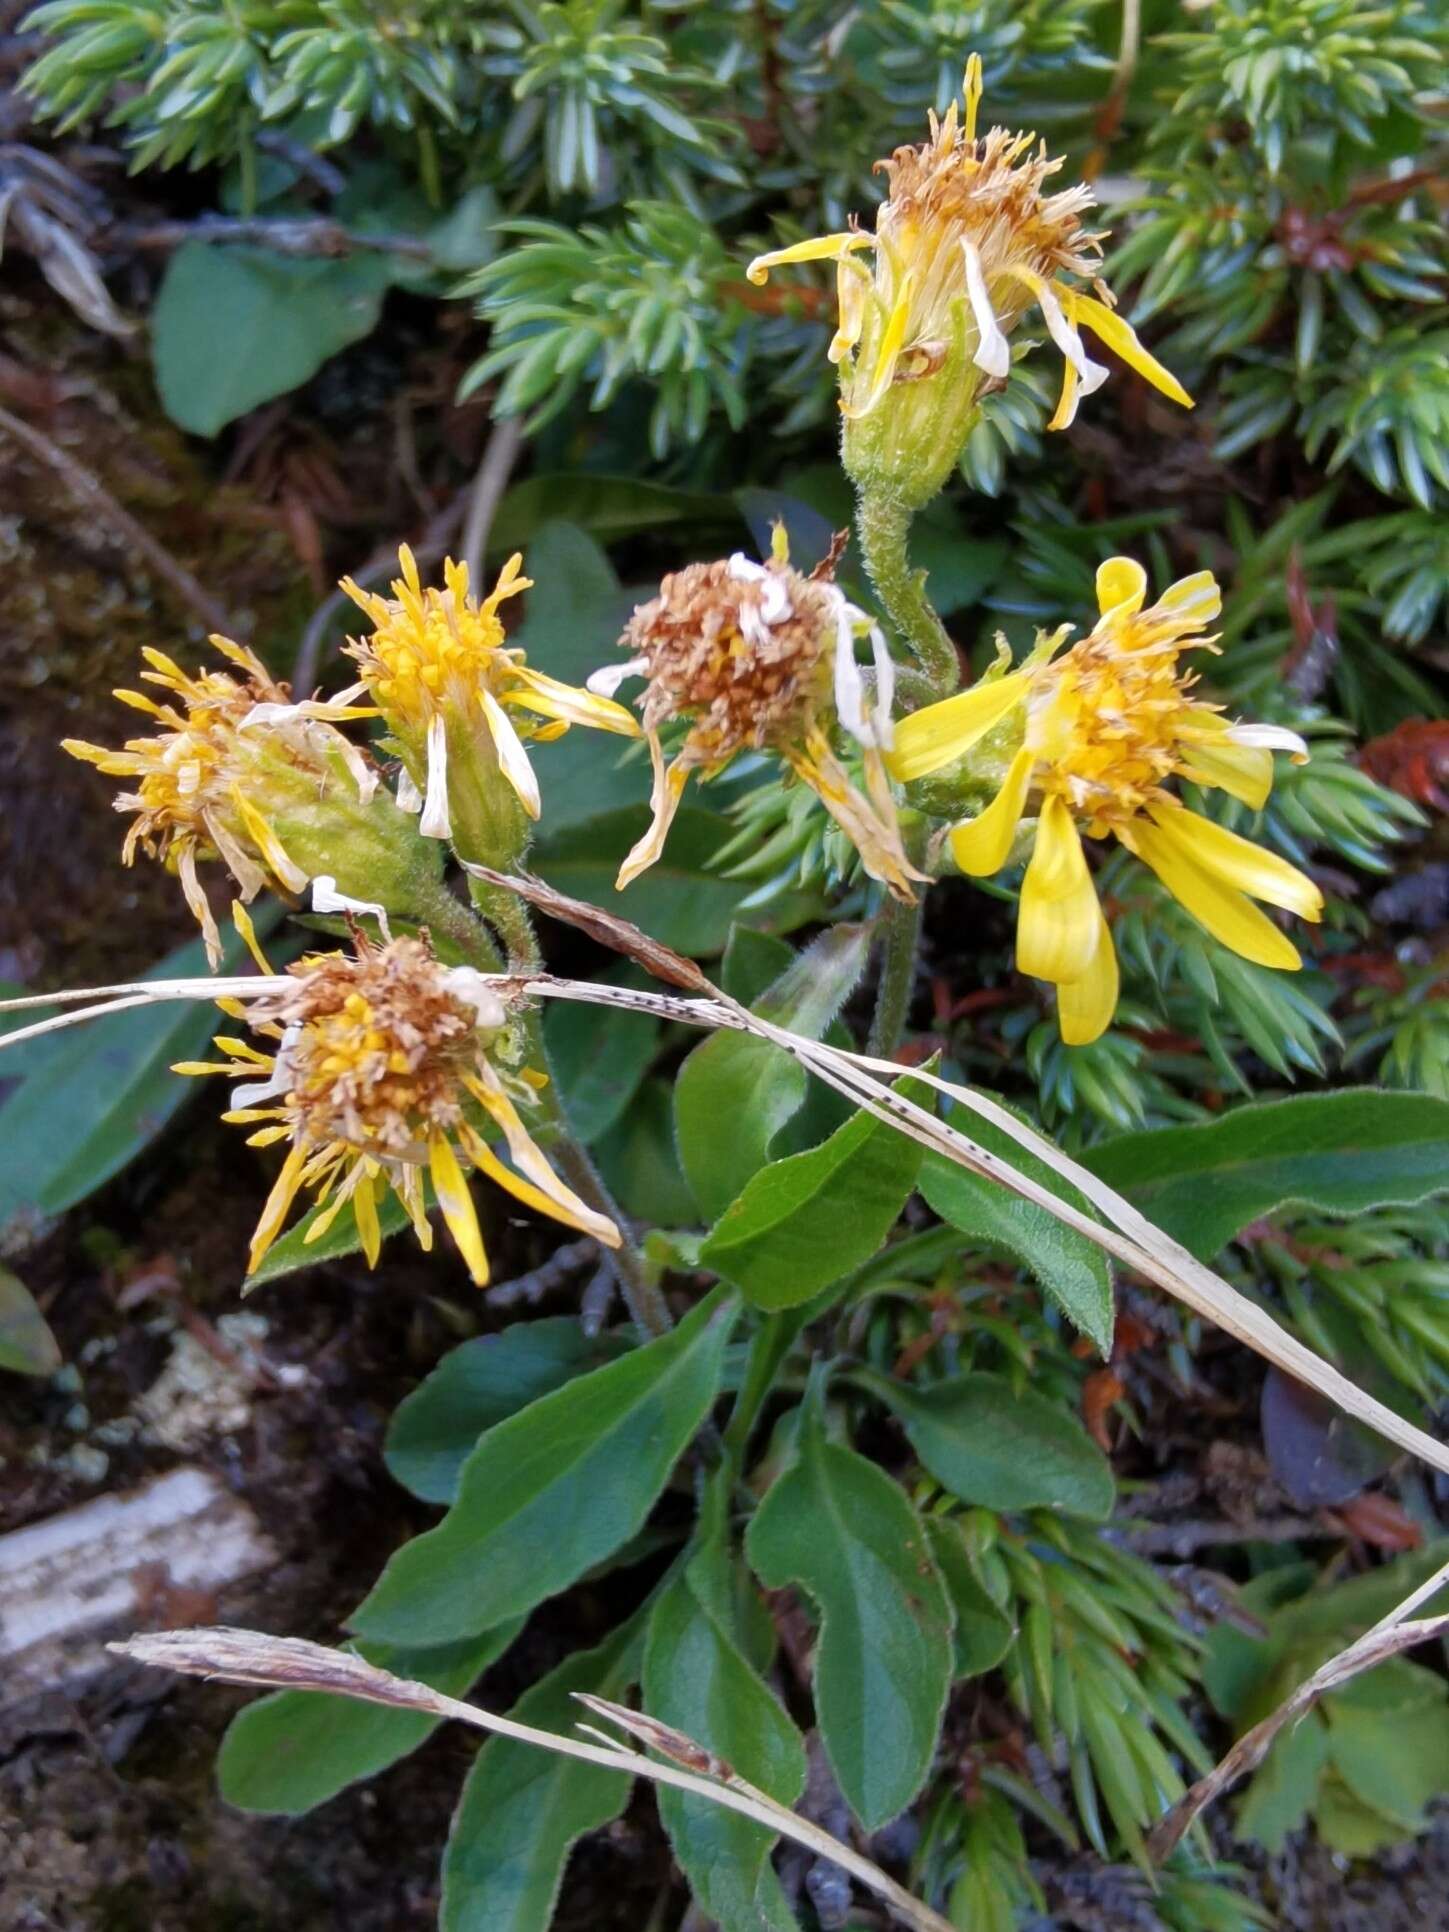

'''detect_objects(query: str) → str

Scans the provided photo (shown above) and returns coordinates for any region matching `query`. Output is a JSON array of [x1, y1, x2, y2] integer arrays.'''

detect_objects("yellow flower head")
[[588, 528, 925, 901], [888, 557, 1323, 1044], [63, 638, 380, 968], [747, 57, 1191, 500], [342, 546, 638, 853], [176, 931, 619, 1285]]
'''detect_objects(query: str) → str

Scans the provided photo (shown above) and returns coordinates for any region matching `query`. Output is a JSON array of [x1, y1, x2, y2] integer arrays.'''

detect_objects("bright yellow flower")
[[342, 546, 638, 852], [63, 638, 383, 968], [588, 528, 925, 901], [888, 558, 1323, 1044], [747, 56, 1190, 498], [175, 932, 619, 1285]]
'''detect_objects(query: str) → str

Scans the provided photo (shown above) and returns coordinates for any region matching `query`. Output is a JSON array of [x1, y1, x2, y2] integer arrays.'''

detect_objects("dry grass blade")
[[110, 1627, 954, 1932], [1147, 1554, 1449, 1860]]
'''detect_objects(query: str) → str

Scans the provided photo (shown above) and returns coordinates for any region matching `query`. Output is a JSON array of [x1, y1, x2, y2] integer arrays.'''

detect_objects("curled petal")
[[1095, 557, 1148, 620], [949, 746, 1034, 876], [962, 240, 1010, 378], [844, 268, 916, 420], [745, 232, 870, 286], [586, 655, 648, 700], [311, 875, 392, 939], [617, 732, 690, 889], [789, 737, 924, 902], [511, 666, 640, 736], [1227, 721, 1310, 763]]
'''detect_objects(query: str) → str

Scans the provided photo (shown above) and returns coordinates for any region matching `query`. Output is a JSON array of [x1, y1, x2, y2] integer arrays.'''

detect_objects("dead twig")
[[105, 215, 432, 261], [1148, 1553, 1449, 1861], [460, 413, 526, 582], [0, 400, 235, 635], [111, 1627, 955, 1932]]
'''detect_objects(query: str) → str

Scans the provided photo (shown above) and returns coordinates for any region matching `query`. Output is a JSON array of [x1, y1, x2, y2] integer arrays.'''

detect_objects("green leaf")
[[676, 925, 871, 1220], [385, 1318, 635, 1505], [0, 1267, 62, 1377], [594, 1077, 700, 1226], [924, 1517, 1016, 1679], [535, 806, 765, 956], [218, 1624, 521, 1816], [699, 1075, 927, 1310], [745, 1394, 953, 1828], [919, 1093, 1113, 1352], [644, 1485, 805, 1932], [1236, 1710, 1329, 1853], [0, 923, 267, 1241], [350, 1289, 737, 1644], [152, 244, 393, 436], [545, 977, 659, 1146], [856, 1370, 1114, 1520], [492, 475, 736, 555], [1326, 1695, 1449, 1833], [1083, 1091, 1449, 1260], [441, 1616, 644, 1932], [720, 926, 795, 1005]]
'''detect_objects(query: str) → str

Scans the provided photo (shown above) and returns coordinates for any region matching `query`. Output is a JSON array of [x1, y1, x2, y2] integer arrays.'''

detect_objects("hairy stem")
[[855, 490, 960, 697], [867, 892, 924, 1059]]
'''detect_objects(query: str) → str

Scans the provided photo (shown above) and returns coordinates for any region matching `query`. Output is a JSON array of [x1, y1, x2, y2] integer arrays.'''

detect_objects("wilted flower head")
[[889, 558, 1322, 1043], [588, 528, 924, 900], [342, 546, 638, 860], [748, 56, 1191, 502], [62, 638, 389, 967], [176, 932, 619, 1284]]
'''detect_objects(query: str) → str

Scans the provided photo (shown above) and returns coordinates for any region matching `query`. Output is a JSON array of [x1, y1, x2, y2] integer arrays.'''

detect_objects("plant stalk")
[[855, 490, 960, 698], [867, 892, 924, 1059]]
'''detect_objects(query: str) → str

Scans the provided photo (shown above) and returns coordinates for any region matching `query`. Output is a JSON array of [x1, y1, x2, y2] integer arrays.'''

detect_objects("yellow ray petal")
[[1175, 719, 1274, 809], [1124, 820, 1303, 969], [949, 746, 1034, 876], [1146, 803, 1322, 919], [830, 254, 869, 363], [844, 269, 916, 419], [1057, 911, 1120, 1045], [429, 1133, 488, 1285], [1157, 570, 1222, 623], [479, 686, 542, 819], [1047, 357, 1080, 432], [247, 1143, 308, 1275], [1017, 797, 1103, 985], [745, 233, 870, 286], [230, 900, 275, 974], [789, 739, 924, 902], [231, 788, 309, 894], [617, 732, 690, 888], [885, 670, 1030, 784], [1095, 557, 1148, 620], [459, 1123, 621, 1245], [353, 1171, 383, 1267], [1069, 293, 1194, 409], [510, 668, 640, 736]]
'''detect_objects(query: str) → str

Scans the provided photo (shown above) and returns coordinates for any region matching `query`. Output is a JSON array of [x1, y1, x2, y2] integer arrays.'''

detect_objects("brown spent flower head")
[[589, 532, 923, 899], [62, 638, 386, 967], [177, 931, 618, 1284]]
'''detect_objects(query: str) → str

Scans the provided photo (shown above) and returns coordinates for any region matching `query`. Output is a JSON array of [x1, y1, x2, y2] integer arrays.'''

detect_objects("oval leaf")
[[858, 1369, 1115, 1520], [386, 1318, 634, 1505], [1083, 1091, 1449, 1261], [676, 924, 871, 1220], [745, 1397, 953, 1829], [699, 1074, 926, 1310], [350, 1289, 737, 1645], [442, 1615, 644, 1932]]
